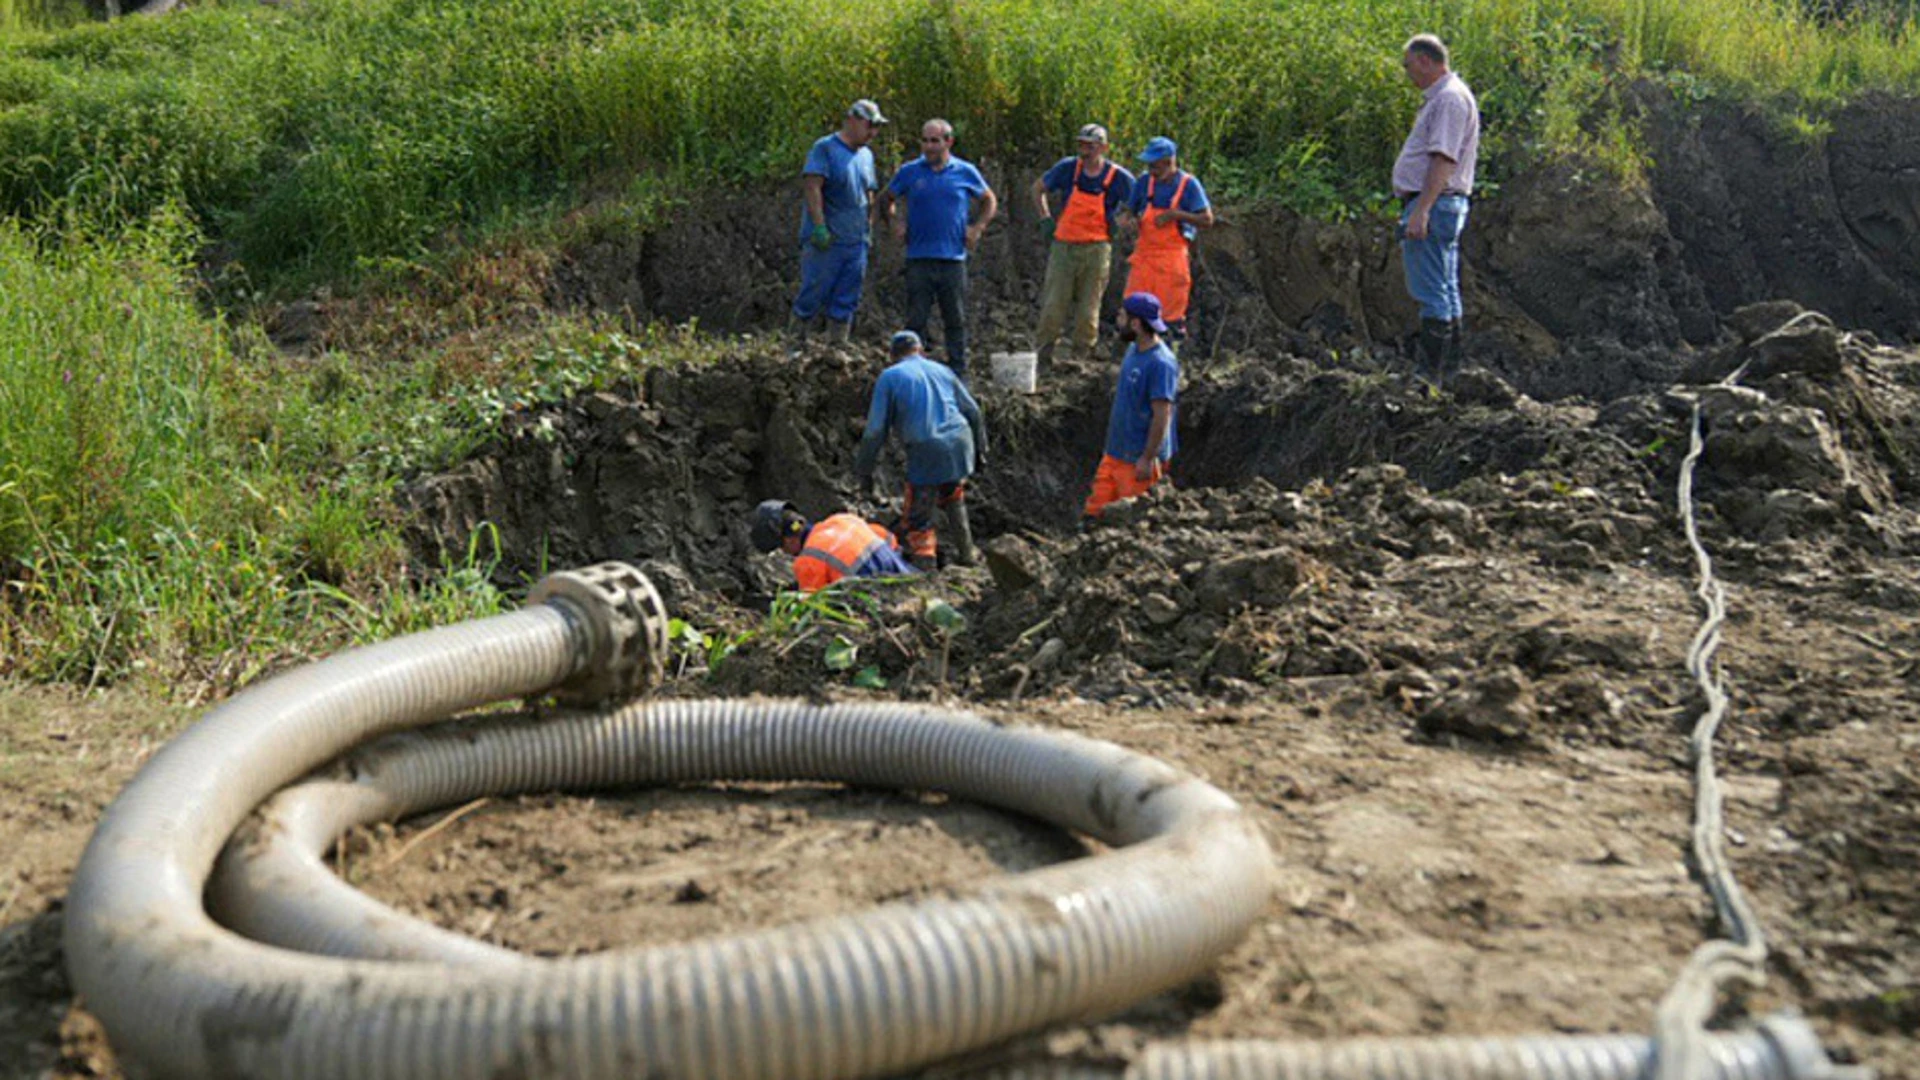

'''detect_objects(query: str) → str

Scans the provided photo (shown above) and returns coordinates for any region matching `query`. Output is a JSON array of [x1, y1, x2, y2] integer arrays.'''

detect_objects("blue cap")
[[1122, 292, 1169, 333], [889, 329, 923, 354], [1137, 136, 1177, 163]]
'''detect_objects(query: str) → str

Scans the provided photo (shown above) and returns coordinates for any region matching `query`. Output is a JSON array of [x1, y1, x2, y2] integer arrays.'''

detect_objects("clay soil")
[[5, 293, 1920, 1078]]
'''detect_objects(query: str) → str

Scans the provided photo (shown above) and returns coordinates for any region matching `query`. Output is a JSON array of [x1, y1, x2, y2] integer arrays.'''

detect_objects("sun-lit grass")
[[0, 0, 1912, 275]]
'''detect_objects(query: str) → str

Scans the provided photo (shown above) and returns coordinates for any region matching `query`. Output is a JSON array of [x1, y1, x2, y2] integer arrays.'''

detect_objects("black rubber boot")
[[822, 318, 851, 345], [1417, 317, 1455, 386], [1443, 319, 1465, 372], [785, 314, 810, 353], [945, 502, 976, 568]]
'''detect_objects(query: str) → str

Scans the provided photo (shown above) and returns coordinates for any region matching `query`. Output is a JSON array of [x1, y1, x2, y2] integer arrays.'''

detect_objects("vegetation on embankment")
[[0, 0, 1916, 690], [1, 0, 1916, 278]]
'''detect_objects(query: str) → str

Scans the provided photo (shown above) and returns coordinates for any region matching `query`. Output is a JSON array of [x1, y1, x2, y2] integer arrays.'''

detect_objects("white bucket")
[[989, 351, 1038, 393]]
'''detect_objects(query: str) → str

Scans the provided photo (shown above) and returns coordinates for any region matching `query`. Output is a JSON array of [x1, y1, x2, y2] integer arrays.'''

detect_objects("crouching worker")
[[853, 330, 988, 570], [1083, 292, 1179, 521], [750, 500, 916, 593]]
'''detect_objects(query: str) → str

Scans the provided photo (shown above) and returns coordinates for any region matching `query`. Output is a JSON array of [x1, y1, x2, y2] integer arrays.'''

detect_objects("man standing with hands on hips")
[[1394, 33, 1480, 384], [790, 98, 888, 349], [1120, 137, 1212, 343], [1032, 124, 1133, 370], [881, 119, 999, 378]]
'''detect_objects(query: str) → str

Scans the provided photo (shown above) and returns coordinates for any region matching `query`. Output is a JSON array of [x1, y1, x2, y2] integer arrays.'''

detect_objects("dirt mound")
[[405, 310, 1920, 724]]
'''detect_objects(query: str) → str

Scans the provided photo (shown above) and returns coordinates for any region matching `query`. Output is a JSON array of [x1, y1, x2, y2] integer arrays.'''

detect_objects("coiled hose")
[[64, 569, 1272, 1079], [66, 566, 1856, 1079]]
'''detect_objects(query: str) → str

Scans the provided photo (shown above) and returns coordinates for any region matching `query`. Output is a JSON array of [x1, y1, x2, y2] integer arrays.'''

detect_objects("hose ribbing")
[[66, 598, 1273, 1079]]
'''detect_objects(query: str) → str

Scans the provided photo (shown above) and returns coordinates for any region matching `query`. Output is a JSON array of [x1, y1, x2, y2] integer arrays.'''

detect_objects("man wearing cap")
[[1119, 137, 1213, 341], [749, 500, 916, 594], [853, 329, 988, 569], [879, 119, 999, 378], [790, 99, 888, 348], [1031, 124, 1134, 369], [1395, 33, 1480, 382], [1083, 292, 1179, 520]]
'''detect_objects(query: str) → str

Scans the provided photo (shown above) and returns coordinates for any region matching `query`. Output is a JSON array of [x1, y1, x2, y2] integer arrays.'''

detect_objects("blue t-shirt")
[[1103, 341, 1180, 462], [887, 157, 990, 261], [1127, 169, 1210, 241], [799, 133, 877, 247], [1041, 157, 1134, 225], [855, 355, 985, 485]]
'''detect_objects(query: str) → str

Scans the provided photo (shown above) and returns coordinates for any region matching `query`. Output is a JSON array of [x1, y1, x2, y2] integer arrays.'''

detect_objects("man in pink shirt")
[[1393, 33, 1479, 385]]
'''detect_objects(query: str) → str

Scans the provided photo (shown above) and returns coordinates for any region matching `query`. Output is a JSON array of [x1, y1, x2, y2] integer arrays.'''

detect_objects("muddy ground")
[[5, 296, 1920, 1077], [6, 93, 1920, 1076]]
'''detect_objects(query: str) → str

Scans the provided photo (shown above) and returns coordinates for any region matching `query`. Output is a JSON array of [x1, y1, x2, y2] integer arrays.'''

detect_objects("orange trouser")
[[1125, 237, 1192, 323], [903, 480, 964, 560], [1083, 454, 1166, 518]]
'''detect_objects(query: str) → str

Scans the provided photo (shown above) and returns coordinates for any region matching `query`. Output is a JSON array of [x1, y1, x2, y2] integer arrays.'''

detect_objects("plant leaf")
[[925, 599, 968, 635], [823, 635, 858, 671], [851, 665, 887, 689]]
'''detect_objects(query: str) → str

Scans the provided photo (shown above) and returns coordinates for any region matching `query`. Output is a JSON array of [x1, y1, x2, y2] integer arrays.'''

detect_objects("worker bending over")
[[853, 330, 988, 569], [750, 500, 915, 593]]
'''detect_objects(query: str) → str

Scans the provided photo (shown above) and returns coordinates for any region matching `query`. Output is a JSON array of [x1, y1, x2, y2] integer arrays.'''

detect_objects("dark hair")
[[1404, 34, 1449, 67]]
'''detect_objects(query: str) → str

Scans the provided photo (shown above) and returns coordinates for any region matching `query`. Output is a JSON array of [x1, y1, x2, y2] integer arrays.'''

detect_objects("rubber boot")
[[944, 502, 976, 568], [1443, 319, 1465, 372], [785, 314, 810, 354], [1417, 317, 1454, 387], [1035, 341, 1055, 375], [822, 318, 851, 345]]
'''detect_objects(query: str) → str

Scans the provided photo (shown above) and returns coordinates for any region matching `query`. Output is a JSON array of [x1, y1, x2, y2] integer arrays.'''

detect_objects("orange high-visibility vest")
[[795, 514, 896, 593], [1055, 159, 1119, 244]]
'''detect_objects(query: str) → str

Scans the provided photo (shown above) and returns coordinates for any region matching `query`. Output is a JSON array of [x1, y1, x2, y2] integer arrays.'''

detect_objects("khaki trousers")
[[1034, 240, 1112, 354]]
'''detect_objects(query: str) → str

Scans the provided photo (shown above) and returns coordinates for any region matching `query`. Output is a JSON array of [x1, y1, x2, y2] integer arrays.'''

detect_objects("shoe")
[[822, 319, 851, 344], [785, 314, 810, 353]]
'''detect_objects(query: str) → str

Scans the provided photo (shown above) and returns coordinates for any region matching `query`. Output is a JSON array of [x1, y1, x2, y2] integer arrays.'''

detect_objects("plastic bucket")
[[989, 351, 1038, 393]]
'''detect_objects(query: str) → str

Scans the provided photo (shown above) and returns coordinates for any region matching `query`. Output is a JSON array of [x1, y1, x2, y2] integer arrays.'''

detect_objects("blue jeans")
[[904, 259, 970, 375], [793, 242, 870, 323], [1399, 195, 1469, 322]]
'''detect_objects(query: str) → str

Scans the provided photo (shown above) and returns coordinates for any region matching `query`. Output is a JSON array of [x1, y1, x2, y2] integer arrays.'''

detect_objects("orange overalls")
[[1056, 159, 1117, 243], [794, 514, 903, 593], [1124, 171, 1195, 324]]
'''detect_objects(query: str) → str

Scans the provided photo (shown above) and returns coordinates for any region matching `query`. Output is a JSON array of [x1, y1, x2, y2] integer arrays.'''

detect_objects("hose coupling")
[[528, 562, 670, 704]]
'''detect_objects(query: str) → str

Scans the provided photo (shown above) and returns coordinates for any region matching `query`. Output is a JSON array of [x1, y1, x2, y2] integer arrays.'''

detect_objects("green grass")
[[0, 0, 1913, 276], [0, 204, 711, 688]]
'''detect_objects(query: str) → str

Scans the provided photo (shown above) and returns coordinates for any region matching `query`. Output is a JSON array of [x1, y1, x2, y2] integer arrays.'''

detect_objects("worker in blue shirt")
[[853, 330, 988, 568], [1084, 293, 1179, 520], [879, 119, 999, 378], [790, 99, 888, 349]]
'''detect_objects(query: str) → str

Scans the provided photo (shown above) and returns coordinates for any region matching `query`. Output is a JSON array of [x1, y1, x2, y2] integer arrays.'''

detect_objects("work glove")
[[809, 223, 832, 251], [1038, 216, 1055, 238]]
